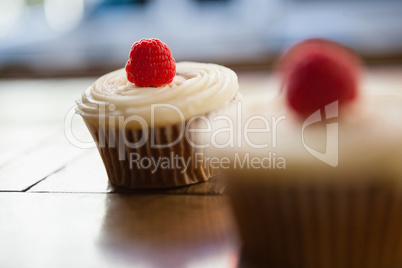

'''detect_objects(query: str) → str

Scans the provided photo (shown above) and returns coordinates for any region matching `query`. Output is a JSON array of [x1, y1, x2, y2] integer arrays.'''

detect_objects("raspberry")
[[125, 38, 176, 87], [278, 39, 361, 117]]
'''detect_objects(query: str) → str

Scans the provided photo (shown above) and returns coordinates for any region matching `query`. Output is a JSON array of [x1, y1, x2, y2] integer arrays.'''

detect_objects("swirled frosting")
[[77, 62, 239, 128], [211, 88, 402, 184]]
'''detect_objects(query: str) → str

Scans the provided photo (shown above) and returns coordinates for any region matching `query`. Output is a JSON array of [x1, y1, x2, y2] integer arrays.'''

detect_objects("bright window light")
[[0, 0, 25, 37], [44, 0, 84, 33]]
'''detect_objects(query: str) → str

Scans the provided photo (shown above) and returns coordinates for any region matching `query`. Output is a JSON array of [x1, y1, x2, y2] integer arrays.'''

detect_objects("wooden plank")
[[0, 78, 96, 190], [0, 193, 239, 268], [0, 78, 93, 123], [0, 125, 58, 167], [0, 128, 86, 191], [28, 149, 112, 193]]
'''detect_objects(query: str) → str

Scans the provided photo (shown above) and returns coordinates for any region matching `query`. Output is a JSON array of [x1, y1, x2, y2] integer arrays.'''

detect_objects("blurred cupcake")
[[211, 39, 402, 267], [77, 39, 239, 189]]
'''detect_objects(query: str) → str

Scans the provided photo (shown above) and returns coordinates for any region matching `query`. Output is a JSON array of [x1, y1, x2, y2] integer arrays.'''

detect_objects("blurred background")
[[1, 0, 402, 77], [1, 2, 402, 266]]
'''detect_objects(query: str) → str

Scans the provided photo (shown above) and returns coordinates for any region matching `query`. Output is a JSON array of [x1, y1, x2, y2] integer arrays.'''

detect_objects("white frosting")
[[210, 90, 402, 185], [77, 62, 239, 128]]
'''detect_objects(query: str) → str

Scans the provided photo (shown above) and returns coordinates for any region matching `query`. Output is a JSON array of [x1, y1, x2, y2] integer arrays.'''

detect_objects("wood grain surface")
[[1, 67, 401, 267], [0, 76, 239, 268], [0, 193, 239, 268]]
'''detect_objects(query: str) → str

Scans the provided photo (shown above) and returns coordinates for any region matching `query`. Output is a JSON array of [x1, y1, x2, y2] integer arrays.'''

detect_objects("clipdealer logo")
[[65, 100, 339, 168], [64, 102, 288, 170], [301, 101, 338, 167]]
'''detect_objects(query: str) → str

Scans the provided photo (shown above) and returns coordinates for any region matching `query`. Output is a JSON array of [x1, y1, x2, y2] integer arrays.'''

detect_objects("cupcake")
[[211, 39, 402, 267], [77, 39, 239, 189]]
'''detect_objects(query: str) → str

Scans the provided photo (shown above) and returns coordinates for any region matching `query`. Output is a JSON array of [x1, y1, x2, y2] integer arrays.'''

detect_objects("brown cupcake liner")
[[83, 117, 216, 189], [229, 179, 402, 268], [80, 93, 240, 189]]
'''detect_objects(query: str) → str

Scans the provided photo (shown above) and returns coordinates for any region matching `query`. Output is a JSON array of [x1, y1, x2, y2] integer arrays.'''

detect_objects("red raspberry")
[[278, 39, 361, 117], [125, 38, 176, 87]]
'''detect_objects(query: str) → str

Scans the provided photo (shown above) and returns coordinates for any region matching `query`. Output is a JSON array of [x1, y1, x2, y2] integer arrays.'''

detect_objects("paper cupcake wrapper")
[[80, 93, 240, 189], [230, 181, 402, 268], [84, 118, 214, 189]]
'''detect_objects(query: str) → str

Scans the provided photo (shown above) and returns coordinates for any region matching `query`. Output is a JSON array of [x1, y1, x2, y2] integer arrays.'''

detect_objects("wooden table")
[[0, 76, 242, 268], [1, 66, 401, 267]]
